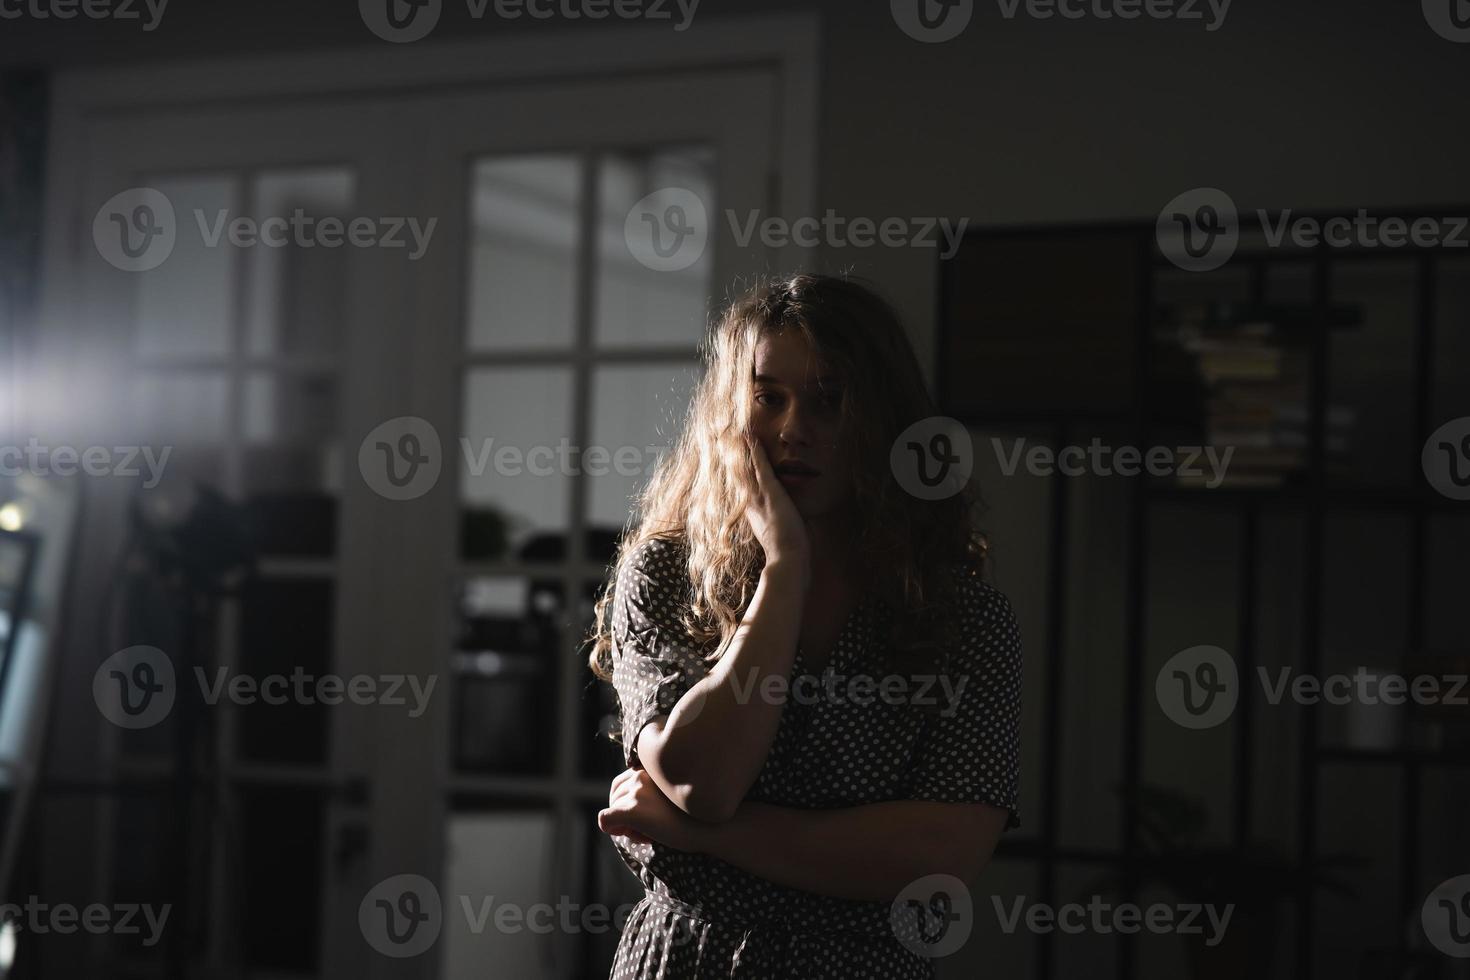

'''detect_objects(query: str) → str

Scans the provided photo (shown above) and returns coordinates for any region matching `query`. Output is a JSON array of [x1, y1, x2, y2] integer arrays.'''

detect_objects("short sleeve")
[[609, 537, 710, 769], [905, 575, 1023, 830]]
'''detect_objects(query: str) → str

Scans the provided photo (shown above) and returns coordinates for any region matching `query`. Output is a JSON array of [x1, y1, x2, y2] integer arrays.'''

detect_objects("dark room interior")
[[0, 2, 1467, 978]]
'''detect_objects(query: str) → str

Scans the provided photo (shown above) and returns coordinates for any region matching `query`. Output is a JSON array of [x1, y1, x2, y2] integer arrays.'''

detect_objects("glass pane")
[[109, 795, 174, 966], [452, 575, 558, 776], [580, 580, 623, 781], [586, 364, 696, 534], [1316, 766, 1402, 977], [243, 371, 341, 557], [132, 370, 230, 444], [1264, 261, 1314, 305], [1320, 512, 1411, 750], [134, 174, 237, 361], [595, 146, 715, 347], [239, 786, 323, 970], [441, 809, 558, 970], [244, 371, 337, 446], [1328, 260, 1417, 489], [1153, 264, 1253, 311], [459, 367, 573, 558], [464, 155, 582, 352], [236, 578, 334, 765], [585, 800, 648, 972], [1434, 257, 1470, 425], [246, 167, 356, 358]]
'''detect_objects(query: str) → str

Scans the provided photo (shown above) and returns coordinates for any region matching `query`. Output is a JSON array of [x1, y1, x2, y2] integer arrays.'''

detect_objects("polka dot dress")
[[605, 536, 1022, 979]]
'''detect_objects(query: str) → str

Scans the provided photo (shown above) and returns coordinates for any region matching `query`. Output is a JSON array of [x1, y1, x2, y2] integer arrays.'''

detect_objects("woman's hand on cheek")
[[597, 768, 708, 853]]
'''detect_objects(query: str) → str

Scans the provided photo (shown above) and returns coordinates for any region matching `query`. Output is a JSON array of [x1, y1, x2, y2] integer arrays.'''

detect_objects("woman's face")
[[749, 330, 854, 519]]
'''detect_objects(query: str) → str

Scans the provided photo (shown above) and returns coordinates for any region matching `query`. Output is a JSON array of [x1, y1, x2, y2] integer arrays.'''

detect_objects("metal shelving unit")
[[938, 209, 1470, 979]]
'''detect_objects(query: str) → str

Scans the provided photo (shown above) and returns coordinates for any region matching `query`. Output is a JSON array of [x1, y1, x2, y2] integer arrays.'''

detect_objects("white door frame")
[[37, 13, 819, 980]]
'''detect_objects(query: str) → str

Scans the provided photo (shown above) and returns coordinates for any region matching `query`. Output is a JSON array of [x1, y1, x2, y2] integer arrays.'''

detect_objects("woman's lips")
[[775, 463, 820, 488]]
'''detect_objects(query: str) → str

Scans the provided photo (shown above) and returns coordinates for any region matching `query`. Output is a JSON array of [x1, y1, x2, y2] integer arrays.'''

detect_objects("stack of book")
[[1157, 304, 1355, 488]]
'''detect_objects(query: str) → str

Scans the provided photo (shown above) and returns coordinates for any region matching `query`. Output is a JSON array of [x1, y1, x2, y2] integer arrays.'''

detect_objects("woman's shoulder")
[[947, 560, 1020, 646], [622, 532, 689, 571], [615, 533, 691, 595]]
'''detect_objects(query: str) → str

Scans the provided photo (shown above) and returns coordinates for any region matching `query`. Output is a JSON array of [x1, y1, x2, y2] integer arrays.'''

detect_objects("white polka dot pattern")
[[603, 536, 1023, 979]]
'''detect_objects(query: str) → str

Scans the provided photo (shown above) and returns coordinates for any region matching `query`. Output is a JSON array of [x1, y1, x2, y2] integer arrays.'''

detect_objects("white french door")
[[41, 32, 806, 980], [398, 70, 776, 980]]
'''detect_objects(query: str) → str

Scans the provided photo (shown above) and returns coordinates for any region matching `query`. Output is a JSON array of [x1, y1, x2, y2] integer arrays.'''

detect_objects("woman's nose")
[[778, 405, 811, 446]]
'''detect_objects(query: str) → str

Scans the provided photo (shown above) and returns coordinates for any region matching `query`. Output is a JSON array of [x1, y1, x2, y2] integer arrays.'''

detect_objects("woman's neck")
[[804, 509, 859, 590]]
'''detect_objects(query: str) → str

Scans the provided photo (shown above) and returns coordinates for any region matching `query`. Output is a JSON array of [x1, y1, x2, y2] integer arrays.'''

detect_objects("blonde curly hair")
[[587, 273, 989, 690]]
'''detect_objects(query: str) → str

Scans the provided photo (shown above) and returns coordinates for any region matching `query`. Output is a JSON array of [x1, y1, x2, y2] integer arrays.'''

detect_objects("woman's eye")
[[754, 391, 782, 407]]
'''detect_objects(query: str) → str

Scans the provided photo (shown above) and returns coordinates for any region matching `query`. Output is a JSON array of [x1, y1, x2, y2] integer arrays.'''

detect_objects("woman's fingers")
[[596, 807, 652, 846], [748, 432, 779, 497], [607, 766, 641, 804]]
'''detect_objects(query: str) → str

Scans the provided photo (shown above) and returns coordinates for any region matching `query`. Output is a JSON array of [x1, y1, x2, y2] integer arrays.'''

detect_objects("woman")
[[587, 273, 1021, 978]]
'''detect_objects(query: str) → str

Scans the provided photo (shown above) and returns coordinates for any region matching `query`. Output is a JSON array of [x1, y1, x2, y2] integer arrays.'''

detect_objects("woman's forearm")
[[687, 799, 1007, 902], [639, 559, 806, 821]]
